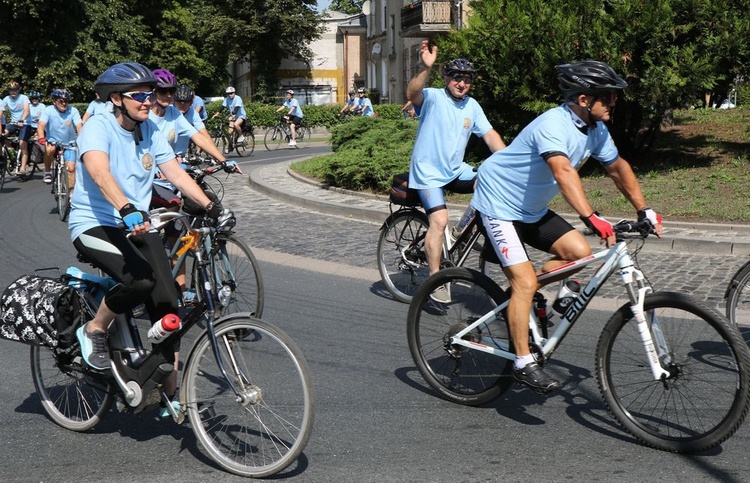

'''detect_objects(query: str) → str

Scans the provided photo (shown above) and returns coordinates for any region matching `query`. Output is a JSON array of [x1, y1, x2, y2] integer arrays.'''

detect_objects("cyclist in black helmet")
[[406, 39, 506, 304], [470, 60, 663, 394]]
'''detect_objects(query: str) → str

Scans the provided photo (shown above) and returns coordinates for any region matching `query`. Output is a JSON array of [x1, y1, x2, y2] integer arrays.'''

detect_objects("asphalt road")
[[1, 150, 750, 482]]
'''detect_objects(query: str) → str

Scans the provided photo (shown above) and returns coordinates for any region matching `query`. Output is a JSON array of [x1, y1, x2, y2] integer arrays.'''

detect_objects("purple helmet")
[[152, 68, 178, 89]]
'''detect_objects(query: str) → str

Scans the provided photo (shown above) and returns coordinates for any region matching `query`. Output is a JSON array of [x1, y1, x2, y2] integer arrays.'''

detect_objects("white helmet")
[[225, 86, 236, 94], [286, 89, 294, 95]]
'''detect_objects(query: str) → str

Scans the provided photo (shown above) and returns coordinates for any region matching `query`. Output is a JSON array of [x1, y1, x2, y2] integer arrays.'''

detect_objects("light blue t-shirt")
[[408, 88, 492, 189], [359, 98, 374, 117], [283, 98, 303, 118], [26, 101, 46, 127], [471, 104, 620, 223], [85, 100, 112, 118], [40, 105, 82, 144], [2, 94, 30, 123], [192, 95, 207, 121], [69, 114, 175, 241], [222, 95, 246, 120], [174, 107, 205, 154], [148, 105, 198, 155]]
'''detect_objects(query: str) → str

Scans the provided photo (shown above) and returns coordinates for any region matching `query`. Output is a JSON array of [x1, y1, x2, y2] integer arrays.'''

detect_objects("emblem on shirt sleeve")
[[142, 153, 154, 171], [464, 118, 470, 129]]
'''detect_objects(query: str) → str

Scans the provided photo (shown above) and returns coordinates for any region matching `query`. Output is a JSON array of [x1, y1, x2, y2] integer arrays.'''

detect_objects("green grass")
[[293, 107, 750, 223]]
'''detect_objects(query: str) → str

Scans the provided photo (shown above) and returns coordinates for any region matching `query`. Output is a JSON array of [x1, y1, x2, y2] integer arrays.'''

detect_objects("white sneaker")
[[429, 284, 451, 304], [237, 135, 245, 143], [43, 172, 52, 184], [288, 139, 297, 146]]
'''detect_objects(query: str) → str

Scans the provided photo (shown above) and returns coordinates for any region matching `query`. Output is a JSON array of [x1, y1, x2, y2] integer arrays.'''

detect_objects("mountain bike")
[[263, 117, 310, 150], [377, 200, 488, 303], [50, 142, 77, 222], [407, 220, 750, 453], [211, 119, 255, 157], [29, 211, 313, 477]]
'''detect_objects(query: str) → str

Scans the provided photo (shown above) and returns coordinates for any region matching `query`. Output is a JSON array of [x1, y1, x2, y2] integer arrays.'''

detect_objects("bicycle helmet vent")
[[175, 84, 195, 102], [444, 58, 476, 76], [225, 86, 236, 94], [94, 62, 157, 101]]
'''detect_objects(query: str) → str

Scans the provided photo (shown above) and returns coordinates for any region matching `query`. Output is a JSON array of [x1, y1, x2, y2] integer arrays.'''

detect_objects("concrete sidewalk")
[[247, 159, 750, 256]]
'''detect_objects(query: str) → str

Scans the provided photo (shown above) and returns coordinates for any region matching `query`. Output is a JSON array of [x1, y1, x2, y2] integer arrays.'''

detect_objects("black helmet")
[[444, 58, 476, 76], [94, 62, 157, 101], [557, 60, 628, 100], [175, 84, 195, 102]]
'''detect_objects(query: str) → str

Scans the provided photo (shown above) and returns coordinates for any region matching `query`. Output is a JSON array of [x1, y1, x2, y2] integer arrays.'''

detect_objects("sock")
[[514, 354, 535, 370]]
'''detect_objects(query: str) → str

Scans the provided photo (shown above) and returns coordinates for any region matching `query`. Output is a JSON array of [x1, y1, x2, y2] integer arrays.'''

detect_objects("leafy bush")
[[296, 118, 418, 192]]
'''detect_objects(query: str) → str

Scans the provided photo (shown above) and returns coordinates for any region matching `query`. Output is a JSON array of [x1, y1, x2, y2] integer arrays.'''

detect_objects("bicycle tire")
[[725, 260, 750, 327], [596, 291, 750, 453], [296, 126, 310, 148], [57, 161, 71, 221], [30, 345, 115, 431], [243, 133, 256, 155], [377, 209, 430, 303], [210, 234, 265, 318], [182, 315, 314, 478], [407, 267, 514, 406], [0, 151, 6, 191], [235, 139, 246, 157], [263, 127, 284, 151]]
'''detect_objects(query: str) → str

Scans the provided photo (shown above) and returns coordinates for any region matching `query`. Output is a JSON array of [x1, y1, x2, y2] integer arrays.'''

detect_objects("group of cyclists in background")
[[337, 87, 375, 118]]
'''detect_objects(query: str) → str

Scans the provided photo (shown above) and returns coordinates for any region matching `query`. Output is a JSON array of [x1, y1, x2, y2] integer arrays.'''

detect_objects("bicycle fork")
[[620, 264, 672, 382]]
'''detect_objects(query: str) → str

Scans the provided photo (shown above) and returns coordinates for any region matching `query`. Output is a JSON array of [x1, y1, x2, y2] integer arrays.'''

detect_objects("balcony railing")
[[401, 0, 455, 37]]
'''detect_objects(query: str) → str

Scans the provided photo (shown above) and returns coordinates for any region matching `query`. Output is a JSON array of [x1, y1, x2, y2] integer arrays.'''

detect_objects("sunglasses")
[[449, 73, 474, 83], [122, 90, 154, 103], [596, 92, 617, 104], [56, 98, 69, 103]]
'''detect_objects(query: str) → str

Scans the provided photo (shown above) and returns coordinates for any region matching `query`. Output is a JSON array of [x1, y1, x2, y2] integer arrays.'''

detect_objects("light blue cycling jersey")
[[40, 105, 82, 143], [222, 95, 247, 120], [148, 105, 197, 154], [408, 88, 492, 189], [471, 103, 619, 223], [69, 114, 174, 241], [192, 95, 207, 121], [25, 102, 46, 127], [2, 94, 30, 123], [358, 98, 374, 117], [283, 98, 303, 118], [85, 99, 112, 118], [174, 106, 204, 154]]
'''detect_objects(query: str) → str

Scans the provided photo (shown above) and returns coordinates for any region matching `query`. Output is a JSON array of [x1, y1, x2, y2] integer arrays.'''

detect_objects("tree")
[[190, 0, 325, 101], [328, 0, 365, 15], [442, 0, 750, 159]]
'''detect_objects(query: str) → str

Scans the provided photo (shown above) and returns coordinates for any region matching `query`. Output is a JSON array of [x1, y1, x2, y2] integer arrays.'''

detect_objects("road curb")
[[246, 160, 750, 256]]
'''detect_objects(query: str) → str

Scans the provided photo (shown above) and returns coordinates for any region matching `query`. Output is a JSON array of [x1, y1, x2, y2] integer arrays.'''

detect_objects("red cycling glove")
[[581, 212, 614, 239]]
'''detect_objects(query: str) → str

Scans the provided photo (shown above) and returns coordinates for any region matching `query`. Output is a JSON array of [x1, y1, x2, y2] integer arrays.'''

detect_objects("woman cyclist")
[[72, 63, 225, 415]]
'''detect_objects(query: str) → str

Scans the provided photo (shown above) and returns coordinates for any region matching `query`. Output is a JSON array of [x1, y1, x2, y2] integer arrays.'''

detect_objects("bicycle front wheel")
[[183, 316, 315, 478], [725, 260, 750, 327], [57, 162, 70, 221], [264, 127, 284, 151], [30, 345, 114, 431], [210, 234, 265, 318], [596, 291, 750, 453], [377, 209, 430, 303], [407, 267, 513, 405]]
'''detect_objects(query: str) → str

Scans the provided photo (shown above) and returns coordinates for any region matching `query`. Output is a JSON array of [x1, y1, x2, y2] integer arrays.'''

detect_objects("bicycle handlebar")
[[583, 219, 655, 240]]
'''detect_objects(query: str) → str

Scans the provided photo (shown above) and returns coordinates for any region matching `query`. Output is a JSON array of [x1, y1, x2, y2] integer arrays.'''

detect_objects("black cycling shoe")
[[512, 362, 561, 394]]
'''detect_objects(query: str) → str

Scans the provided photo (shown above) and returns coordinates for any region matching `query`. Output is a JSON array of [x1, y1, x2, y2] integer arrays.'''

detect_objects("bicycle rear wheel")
[[725, 260, 750, 327], [30, 345, 114, 431], [596, 292, 750, 453], [210, 234, 265, 318], [183, 316, 314, 478], [407, 267, 513, 405], [296, 126, 310, 148], [264, 127, 284, 151], [377, 209, 430, 303]]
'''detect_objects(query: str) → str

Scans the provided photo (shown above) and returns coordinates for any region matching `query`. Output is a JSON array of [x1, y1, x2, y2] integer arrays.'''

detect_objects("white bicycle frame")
[[448, 240, 673, 382]]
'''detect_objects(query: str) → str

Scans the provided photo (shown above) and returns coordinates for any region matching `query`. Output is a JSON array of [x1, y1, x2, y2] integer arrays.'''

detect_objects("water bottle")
[[450, 207, 476, 242], [147, 313, 181, 343], [65, 266, 116, 303], [550, 279, 581, 320]]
